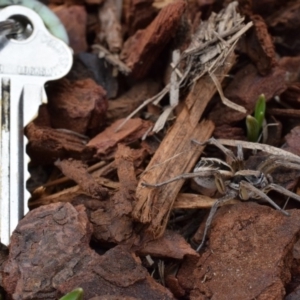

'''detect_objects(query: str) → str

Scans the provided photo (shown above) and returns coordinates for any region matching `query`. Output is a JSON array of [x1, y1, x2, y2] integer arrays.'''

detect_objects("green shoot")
[[254, 94, 266, 129], [59, 288, 83, 300], [246, 94, 266, 142], [246, 116, 259, 142]]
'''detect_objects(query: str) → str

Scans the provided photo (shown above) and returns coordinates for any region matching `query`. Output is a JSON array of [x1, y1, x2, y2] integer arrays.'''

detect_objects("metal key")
[[0, 6, 73, 245]]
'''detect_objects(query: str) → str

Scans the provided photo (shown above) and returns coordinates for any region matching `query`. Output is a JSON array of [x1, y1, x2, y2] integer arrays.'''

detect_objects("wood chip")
[[86, 118, 153, 157], [120, 0, 186, 79], [132, 52, 236, 239], [173, 193, 239, 209], [54, 159, 108, 199]]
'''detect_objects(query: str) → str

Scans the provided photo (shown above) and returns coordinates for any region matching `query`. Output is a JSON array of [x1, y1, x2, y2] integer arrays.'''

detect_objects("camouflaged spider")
[[142, 138, 300, 251]]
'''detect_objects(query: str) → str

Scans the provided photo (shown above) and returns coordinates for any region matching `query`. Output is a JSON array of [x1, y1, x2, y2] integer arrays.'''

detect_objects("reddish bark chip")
[[2, 203, 175, 299], [120, 0, 186, 79], [53, 5, 88, 53], [177, 202, 300, 300], [165, 275, 185, 298], [85, 118, 153, 157], [25, 122, 86, 164], [2, 203, 93, 299], [90, 144, 136, 243], [47, 78, 108, 135], [242, 15, 277, 75], [124, 0, 158, 35], [55, 159, 108, 199], [138, 230, 198, 259]]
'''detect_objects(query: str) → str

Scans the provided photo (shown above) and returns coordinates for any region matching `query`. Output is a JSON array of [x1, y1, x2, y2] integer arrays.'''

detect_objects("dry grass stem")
[[115, 1, 252, 133]]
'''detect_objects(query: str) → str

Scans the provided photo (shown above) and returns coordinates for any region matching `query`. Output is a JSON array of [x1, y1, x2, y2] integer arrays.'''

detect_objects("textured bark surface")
[[2, 203, 175, 300], [178, 202, 300, 300]]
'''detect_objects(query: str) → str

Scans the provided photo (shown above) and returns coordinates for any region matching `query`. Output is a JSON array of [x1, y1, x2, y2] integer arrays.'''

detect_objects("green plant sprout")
[[59, 288, 83, 300], [246, 94, 266, 142]]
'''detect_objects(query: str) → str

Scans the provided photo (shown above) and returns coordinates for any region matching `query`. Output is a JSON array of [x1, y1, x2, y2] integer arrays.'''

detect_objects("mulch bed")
[[2, 0, 300, 299]]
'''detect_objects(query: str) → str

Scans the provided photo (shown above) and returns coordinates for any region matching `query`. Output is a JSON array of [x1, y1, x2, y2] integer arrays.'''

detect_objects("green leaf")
[[246, 115, 260, 142], [254, 94, 266, 129], [59, 288, 84, 300]]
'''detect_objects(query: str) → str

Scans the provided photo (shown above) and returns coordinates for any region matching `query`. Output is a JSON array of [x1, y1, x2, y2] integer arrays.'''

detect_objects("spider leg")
[[262, 183, 300, 204], [196, 191, 237, 252], [239, 181, 289, 216], [142, 170, 221, 188], [191, 137, 237, 164], [258, 155, 300, 174], [264, 161, 300, 175]]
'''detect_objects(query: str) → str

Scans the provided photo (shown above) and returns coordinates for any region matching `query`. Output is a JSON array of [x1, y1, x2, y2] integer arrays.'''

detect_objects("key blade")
[[0, 78, 10, 245], [8, 81, 25, 244]]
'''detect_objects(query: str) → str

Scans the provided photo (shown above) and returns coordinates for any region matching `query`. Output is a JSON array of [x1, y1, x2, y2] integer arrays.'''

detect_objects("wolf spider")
[[142, 138, 300, 251]]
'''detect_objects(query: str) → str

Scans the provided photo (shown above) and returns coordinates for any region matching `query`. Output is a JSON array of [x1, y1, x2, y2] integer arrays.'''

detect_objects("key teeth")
[[24, 136, 30, 216]]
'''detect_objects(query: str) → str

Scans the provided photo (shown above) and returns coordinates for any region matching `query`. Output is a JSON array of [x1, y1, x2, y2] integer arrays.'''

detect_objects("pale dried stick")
[[42, 160, 107, 188], [206, 139, 300, 161]]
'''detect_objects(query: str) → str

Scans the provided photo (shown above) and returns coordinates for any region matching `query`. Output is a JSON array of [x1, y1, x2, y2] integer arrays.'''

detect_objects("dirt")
[[2, 0, 300, 299]]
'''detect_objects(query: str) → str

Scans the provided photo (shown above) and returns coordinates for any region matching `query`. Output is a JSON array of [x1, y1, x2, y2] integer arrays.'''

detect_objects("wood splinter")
[[132, 52, 237, 239]]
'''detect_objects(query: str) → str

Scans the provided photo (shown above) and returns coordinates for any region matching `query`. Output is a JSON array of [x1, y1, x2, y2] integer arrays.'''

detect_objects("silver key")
[[0, 6, 73, 245]]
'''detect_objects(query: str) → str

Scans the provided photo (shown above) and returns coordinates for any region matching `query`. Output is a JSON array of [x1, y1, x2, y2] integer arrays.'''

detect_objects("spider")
[[142, 138, 300, 251]]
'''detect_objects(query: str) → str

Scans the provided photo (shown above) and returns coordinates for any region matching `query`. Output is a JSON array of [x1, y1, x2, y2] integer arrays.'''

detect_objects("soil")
[[2, 0, 300, 299]]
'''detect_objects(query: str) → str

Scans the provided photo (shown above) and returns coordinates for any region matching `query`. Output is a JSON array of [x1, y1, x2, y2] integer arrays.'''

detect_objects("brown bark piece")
[[58, 245, 175, 299], [281, 83, 300, 107], [242, 14, 277, 75], [28, 178, 114, 210], [2, 203, 174, 299], [213, 125, 246, 140], [267, 2, 300, 54], [25, 122, 86, 165], [107, 80, 161, 123], [137, 230, 197, 259], [85, 118, 153, 157], [98, 0, 123, 53], [54, 159, 108, 199], [120, 0, 186, 79], [53, 5, 88, 53], [180, 202, 300, 300], [47, 78, 108, 135], [125, 0, 158, 35], [2, 203, 93, 299], [209, 64, 286, 126], [268, 108, 300, 119], [91, 144, 136, 243], [132, 53, 237, 239], [165, 275, 185, 298]]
